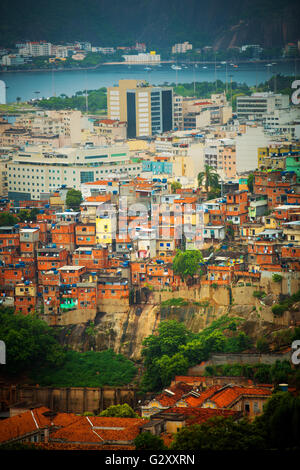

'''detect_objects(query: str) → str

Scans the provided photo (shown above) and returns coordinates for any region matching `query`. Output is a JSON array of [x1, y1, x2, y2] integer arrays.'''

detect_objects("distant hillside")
[[0, 0, 300, 49]]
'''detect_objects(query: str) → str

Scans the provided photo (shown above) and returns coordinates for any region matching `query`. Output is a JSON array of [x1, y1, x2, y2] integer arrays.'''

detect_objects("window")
[[245, 403, 250, 413], [253, 402, 260, 414]]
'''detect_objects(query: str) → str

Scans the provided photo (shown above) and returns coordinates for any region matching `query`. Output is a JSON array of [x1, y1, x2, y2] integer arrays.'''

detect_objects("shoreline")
[[0, 58, 299, 74]]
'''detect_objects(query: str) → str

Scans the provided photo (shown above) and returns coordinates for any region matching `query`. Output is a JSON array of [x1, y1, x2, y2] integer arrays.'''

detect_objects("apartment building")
[[173, 95, 184, 130], [236, 92, 289, 120], [172, 42, 193, 54], [182, 96, 232, 130], [253, 170, 297, 208], [93, 119, 127, 140], [107, 79, 173, 138], [7, 143, 143, 202], [14, 110, 83, 145], [122, 52, 161, 63], [19, 41, 52, 57], [204, 139, 236, 179]]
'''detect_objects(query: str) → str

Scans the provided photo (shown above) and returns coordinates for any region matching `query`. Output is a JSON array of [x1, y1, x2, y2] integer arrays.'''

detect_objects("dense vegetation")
[[34, 88, 107, 113], [98, 404, 139, 418], [0, 307, 136, 387], [0, 0, 299, 49], [140, 316, 252, 392], [170, 392, 300, 450], [0, 209, 41, 226], [30, 349, 137, 387], [272, 289, 300, 316]]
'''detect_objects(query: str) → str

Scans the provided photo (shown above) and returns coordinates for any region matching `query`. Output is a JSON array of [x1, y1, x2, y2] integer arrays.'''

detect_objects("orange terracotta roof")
[[206, 386, 272, 408], [51, 416, 146, 444], [0, 407, 50, 443], [166, 406, 240, 425], [155, 383, 193, 407], [85, 195, 111, 202], [179, 385, 222, 407], [98, 119, 119, 124], [36, 442, 135, 450]]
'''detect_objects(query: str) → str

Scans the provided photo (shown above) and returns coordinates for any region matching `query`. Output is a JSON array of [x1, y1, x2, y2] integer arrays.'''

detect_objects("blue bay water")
[[0, 61, 298, 104]]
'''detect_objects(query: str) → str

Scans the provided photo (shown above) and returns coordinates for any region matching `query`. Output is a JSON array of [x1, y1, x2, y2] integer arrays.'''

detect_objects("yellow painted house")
[[15, 283, 37, 297], [96, 217, 113, 244], [264, 215, 277, 230]]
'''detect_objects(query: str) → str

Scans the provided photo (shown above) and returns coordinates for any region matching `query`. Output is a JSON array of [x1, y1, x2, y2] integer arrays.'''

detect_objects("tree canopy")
[[98, 404, 139, 418], [66, 189, 83, 210], [170, 416, 265, 451], [0, 307, 65, 375], [134, 432, 166, 451], [140, 316, 252, 392], [173, 249, 204, 282]]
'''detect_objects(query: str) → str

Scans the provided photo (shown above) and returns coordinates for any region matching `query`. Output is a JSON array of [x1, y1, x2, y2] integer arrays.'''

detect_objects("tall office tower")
[[107, 79, 173, 138]]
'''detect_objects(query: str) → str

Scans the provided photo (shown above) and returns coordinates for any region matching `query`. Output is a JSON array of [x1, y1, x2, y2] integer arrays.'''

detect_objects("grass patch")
[[253, 291, 267, 299], [29, 349, 137, 387], [161, 297, 189, 307]]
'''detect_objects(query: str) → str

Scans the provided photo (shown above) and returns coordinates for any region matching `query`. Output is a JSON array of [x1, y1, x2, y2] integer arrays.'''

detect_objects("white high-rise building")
[[236, 92, 289, 120]]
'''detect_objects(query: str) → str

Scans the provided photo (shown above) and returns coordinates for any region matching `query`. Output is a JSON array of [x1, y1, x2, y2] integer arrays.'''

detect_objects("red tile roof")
[[0, 407, 50, 443], [154, 383, 194, 407], [166, 406, 240, 425], [51, 416, 146, 444], [176, 385, 222, 407], [205, 385, 272, 408]]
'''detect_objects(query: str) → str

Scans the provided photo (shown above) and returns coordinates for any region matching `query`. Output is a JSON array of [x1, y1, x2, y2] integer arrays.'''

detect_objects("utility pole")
[[85, 71, 88, 113]]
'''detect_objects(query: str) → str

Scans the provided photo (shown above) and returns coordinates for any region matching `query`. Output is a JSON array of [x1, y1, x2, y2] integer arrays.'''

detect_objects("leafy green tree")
[[255, 392, 300, 450], [140, 320, 191, 391], [197, 165, 219, 192], [0, 307, 65, 375], [173, 249, 204, 282], [99, 403, 139, 418], [224, 332, 252, 353], [0, 212, 18, 226], [155, 352, 189, 387], [66, 189, 83, 210], [171, 181, 182, 193], [171, 417, 266, 451], [247, 173, 254, 193], [134, 432, 166, 450]]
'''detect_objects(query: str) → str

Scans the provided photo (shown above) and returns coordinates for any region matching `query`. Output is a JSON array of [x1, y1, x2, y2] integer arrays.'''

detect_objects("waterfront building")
[[107, 79, 173, 138]]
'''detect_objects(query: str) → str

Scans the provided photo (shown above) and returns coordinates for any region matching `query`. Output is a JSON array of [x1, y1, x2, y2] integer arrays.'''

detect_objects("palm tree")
[[197, 165, 219, 192]]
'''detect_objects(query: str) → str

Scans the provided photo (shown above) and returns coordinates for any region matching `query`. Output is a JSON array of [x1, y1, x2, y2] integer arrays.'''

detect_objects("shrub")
[[253, 291, 266, 299], [256, 337, 269, 353], [272, 304, 287, 316], [272, 274, 283, 283]]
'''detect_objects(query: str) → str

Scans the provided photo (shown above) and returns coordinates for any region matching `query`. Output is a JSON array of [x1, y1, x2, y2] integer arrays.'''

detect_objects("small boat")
[[171, 65, 182, 70], [144, 67, 151, 71], [194, 64, 198, 68], [203, 66, 207, 69]]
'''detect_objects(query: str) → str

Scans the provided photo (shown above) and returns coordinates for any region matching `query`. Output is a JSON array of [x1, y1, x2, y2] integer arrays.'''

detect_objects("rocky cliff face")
[[56, 286, 299, 361]]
